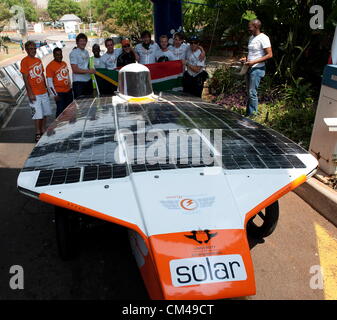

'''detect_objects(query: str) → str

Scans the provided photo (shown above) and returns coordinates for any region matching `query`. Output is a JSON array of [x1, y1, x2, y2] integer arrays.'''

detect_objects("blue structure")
[[151, 0, 183, 43]]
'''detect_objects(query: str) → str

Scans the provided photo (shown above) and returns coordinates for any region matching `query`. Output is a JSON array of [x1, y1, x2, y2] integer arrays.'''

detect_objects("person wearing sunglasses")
[[20, 41, 52, 142], [117, 39, 140, 68], [183, 35, 208, 98]]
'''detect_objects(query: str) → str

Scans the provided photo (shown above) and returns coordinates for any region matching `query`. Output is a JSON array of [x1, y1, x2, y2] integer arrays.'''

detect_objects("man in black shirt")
[[117, 39, 139, 68]]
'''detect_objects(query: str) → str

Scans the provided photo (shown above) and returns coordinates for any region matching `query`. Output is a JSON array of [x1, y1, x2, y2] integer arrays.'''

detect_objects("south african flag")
[[95, 60, 184, 93]]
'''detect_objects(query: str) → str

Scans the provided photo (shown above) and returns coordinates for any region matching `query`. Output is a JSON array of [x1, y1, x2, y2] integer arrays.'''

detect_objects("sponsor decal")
[[160, 195, 215, 215], [170, 254, 247, 287], [29, 62, 44, 84], [184, 230, 218, 244], [180, 199, 198, 211]]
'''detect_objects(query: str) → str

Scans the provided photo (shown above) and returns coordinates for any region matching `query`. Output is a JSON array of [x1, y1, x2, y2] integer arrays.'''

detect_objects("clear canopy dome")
[[118, 63, 153, 97]]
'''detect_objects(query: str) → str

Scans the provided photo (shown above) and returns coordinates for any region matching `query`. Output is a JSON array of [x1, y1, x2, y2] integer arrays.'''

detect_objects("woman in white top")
[[182, 35, 207, 98]]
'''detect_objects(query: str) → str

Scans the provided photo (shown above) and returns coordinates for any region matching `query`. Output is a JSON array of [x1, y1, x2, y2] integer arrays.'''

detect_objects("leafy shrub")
[[282, 77, 314, 109], [207, 66, 243, 96]]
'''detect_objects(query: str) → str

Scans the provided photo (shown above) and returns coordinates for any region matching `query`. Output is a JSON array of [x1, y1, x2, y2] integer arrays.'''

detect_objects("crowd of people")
[[20, 19, 272, 143]]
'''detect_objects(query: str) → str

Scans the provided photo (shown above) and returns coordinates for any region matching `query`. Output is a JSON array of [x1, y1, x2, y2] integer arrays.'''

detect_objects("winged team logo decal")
[[184, 230, 218, 244]]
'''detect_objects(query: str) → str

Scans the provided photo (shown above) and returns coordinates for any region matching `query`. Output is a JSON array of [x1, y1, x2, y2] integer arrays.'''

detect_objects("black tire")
[[54, 206, 80, 260], [246, 201, 279, 240]]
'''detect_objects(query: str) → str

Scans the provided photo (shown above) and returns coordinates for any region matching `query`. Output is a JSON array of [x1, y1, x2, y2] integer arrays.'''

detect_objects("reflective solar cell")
[[233, 155, 254, 169], [65, 168, 81, 184], [83, 166, 98, 181], [259, 155, 281, 169], [35, 170, 53, 187], [98, 165, 112, 180], [50, 169, 67, 185], [112, 164, 128, 178], [222, 156, 240, 170], [286, 155, 306, 168]]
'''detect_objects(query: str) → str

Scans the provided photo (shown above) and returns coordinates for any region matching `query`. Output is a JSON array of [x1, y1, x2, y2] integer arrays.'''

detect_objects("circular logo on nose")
[[180, 199, 198, 211]]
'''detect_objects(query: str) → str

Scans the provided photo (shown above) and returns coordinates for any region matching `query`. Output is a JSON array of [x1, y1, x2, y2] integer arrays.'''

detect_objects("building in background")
[[59, 14, 81, 34]]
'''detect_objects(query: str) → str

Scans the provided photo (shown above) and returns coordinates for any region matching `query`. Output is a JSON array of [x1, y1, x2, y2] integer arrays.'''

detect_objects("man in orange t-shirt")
[[20, 40, 52, 142], [46, 47, 73, 117]]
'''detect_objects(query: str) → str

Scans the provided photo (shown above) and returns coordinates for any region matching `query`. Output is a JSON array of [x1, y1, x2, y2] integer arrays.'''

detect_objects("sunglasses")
[[189, 41, 198, 44], [123, 45, 130, 48]]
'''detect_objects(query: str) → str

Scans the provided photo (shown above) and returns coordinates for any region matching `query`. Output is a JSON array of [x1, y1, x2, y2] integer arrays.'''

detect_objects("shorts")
[[29, 92, 52, 120]]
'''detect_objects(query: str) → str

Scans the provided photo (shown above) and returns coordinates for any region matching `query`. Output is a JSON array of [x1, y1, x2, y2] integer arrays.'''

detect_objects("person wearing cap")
[[135, 30, 159, 65], [183, 35, 208, 98], [155, 35, 176, 62], [117, 39, 140, 68]]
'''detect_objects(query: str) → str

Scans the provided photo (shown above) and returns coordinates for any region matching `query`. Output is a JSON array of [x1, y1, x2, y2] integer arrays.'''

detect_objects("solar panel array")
[[20, 95, 309, 188]]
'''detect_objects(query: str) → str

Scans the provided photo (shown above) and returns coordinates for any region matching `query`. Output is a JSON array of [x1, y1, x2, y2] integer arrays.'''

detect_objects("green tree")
[[93, 0, 152, 40], [196, 0, 337, 85], [78, 0, 96, 24], [36, 7, 51, 22], [0, 0, 37, 22], [182, 0, 213, 36], [47, 0, 81, 22], [0, 2, 12, 32]]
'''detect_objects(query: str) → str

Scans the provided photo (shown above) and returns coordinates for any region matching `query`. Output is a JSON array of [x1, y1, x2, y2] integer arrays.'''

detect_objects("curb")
[[294, 177, 337, 228]]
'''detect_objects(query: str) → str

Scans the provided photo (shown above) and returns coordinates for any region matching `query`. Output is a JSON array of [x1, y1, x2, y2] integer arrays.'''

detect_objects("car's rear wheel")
[[246, 201, 279, 239]]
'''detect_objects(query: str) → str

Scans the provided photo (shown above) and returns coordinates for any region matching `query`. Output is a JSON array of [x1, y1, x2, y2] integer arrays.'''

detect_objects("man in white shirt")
[[69, 33, 96, 99], [240, 19, 273, 116], [183, 35, 207, 98], [155, 35, 176, 62], [135, 30, 159, 65], [100, 38, 122, 95], [100, 38, 122, 70], [169, 32, 189, 60]]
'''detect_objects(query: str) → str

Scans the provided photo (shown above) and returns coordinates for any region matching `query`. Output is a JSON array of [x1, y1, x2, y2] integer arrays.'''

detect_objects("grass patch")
[[0, 41, 24, 62]]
